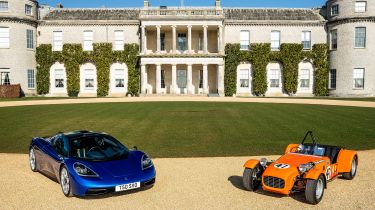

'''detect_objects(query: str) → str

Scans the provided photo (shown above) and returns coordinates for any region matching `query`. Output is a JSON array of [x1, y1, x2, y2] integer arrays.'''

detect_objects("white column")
[[217, 64, 224, 96], [156, 25, 161, 53], [172, 25, 177, 53], [218, 25, 223, 53], [203, 25, 208, 54], [203, 64, 208, 94], [171, 64, 177, 94], [187, 64, 193, 94], [156, 64, 161, 94], [141, 26, 147, 54], [141, 64, 147, 94], [188, 25, 192, 53]]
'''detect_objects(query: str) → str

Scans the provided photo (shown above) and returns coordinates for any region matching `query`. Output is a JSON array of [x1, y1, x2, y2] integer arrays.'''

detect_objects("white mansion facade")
[[0, 0, 374, 97]]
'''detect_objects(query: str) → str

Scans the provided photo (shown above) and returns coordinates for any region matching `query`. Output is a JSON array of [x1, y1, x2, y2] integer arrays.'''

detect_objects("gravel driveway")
[[1, 151, 374, 210]]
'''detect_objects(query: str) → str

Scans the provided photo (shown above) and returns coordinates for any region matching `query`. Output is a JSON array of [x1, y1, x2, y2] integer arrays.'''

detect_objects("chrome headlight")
[[298, 162, 314, 173], [260, 158, 268, 167], [73, 163, 98, 177], [141, 154, 153, 170]]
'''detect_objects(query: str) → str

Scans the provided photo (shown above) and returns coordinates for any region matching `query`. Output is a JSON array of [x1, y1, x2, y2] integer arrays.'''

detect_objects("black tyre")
[[29, 148, 37, 172], [60, 166, 72, 197], [242, 166, 261, 191], [305, 175, 325, 205], [342, 157, 357, 180]]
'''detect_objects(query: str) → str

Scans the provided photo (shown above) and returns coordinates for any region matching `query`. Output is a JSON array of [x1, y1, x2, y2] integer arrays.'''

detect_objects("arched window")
[[266, 62, 283, 95], [79, 63, 97, 96], [298, 61, 314, 95], [110, 63, 128, 96], [49, 62, 67, 96], [236, 63, 252, 95]]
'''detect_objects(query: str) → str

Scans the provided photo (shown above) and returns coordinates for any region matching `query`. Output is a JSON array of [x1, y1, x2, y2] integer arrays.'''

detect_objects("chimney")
[[56, 3, 64, 8], [144, 0, 150, 8], [215, 0, 221, 8]]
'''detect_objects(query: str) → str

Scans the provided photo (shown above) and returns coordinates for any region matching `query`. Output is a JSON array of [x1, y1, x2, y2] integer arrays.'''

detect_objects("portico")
[[140, 57, 224, 96], [141, 23, 224, 55]]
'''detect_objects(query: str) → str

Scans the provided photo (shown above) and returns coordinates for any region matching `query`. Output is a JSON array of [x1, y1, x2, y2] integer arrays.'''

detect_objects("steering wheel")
[[88, 146, 102, 154]]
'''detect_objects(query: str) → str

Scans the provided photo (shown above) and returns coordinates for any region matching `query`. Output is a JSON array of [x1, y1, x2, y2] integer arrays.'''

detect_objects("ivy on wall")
[[36, 43, 139, 97], [224, 43, 329, 96]]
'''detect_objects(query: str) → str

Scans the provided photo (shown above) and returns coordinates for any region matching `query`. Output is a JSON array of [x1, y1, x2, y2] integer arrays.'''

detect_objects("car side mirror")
[[133, 146, 138, 151]]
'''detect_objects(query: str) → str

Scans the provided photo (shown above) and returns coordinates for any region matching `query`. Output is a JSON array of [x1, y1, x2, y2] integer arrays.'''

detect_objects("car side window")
[[53, 136, 68, 156]]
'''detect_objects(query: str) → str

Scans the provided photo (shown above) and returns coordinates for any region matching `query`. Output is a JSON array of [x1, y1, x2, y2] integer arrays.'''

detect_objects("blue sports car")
[[29, 131, 156, 197]]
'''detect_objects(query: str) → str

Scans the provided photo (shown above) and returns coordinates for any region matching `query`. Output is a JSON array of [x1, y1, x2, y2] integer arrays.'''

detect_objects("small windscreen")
[[69, 134, 128, 161], [294, 144, 325, 156]]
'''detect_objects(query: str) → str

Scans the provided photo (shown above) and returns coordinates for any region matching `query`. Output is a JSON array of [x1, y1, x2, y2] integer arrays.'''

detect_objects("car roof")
[[58, 130, 108, 139]]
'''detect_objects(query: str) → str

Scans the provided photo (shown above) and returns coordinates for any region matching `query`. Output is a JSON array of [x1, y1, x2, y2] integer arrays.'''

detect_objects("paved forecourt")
[[0, 150, 374, 210]]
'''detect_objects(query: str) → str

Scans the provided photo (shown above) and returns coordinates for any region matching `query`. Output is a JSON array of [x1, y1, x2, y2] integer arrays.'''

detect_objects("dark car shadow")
[[228, 175, 309, 204]]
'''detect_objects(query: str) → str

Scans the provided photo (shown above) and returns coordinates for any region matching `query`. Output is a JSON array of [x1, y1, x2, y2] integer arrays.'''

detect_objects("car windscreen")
[[69, 134, 129, 161], [294, 144, 326, 156]]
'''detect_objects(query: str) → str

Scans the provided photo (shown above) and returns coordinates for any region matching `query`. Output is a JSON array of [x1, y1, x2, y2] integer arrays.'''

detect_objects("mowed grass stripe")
[[0, 102, 374, 157]]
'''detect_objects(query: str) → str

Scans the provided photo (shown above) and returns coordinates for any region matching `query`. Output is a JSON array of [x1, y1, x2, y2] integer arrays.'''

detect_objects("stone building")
[[0, 0, 373, 97]]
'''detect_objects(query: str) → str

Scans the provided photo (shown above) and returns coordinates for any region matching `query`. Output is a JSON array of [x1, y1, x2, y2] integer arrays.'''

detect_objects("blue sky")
[[39, 0, 327, 8]]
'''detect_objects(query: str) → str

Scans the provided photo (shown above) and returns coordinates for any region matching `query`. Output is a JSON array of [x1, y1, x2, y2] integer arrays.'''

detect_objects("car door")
[[43, 135, 66, 179]]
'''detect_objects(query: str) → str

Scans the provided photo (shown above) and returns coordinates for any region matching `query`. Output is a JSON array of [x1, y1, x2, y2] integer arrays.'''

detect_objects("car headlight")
[[260, 158, 268, 167], [298, 162, 314, 173], [73, 163, 98, 177], [141, 154, 153, 170]]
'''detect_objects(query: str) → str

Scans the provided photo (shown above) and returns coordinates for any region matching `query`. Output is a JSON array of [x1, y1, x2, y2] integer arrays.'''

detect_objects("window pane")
[[53, 31, 63, 51], [302, 31, 311, 49], [160, 33, 165, 51], [83, 31, 93, 51], [84, 69, 94, 89], [199, 70, 203, 88], [85, 79, 94, 88], [239, 69, 249, 88], [0, 27, 9, 48], [115, 79, 125, 87], [161, 70, 165, 88], [114, 69, 125, 88], [177, 33, 186, 51], [25, 4, 32, 15], [269, 69, 280, 88], [0, 1, 8, 12], [27, 30, 33, 49], [271, 31, 280, 50], [329, 69, 337, 89], [353, 68, 364, 89], [114, 30, 124, 51], [355, 2, 366, 12], [27, 69, 35, 88], [355, 27, 366, 48], [240, 31, 249, 50], [55, 69, 64, 88], [1, 71, 10, 85], [331, 5, 339, 16], [331, 30, 337, 50]]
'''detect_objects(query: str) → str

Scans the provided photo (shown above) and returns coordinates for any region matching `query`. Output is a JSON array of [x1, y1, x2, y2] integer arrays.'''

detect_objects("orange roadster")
[[242, 131, 358, 205]]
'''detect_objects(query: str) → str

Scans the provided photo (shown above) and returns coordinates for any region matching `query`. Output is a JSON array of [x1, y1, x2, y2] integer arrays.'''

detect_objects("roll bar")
[[301, 131, 318, 145]]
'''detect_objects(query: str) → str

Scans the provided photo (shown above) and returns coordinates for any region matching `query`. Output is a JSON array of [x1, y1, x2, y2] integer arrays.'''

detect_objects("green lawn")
[[0, 102, 374, 158]]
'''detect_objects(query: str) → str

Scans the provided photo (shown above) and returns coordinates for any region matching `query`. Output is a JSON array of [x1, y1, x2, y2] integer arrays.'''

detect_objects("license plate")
[[115, 182, 140, 192]]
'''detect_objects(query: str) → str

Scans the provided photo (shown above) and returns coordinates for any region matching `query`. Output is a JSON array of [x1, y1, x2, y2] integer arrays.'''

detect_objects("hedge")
[[224, 43, 329, 96], [36, 43, 139, 97]]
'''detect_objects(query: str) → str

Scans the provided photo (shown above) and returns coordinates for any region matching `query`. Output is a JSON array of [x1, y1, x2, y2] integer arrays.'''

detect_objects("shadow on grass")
[[228, 175, 309, 204]]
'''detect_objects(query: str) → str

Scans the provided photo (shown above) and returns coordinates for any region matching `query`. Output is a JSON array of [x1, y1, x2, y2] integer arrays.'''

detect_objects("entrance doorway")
[[177, 69, 187, 94]]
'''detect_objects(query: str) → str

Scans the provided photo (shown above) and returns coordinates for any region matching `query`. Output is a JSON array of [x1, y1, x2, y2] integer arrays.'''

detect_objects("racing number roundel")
[[326, 166, 332, 180], [274, 163, 290, 169]]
